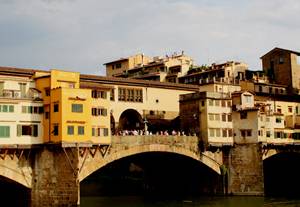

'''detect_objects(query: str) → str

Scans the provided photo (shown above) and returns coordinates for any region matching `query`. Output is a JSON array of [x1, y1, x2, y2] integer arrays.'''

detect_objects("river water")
[[81, 196, 300, 207]]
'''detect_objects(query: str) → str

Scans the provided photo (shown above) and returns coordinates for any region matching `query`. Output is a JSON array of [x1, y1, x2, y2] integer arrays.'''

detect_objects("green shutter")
[[0, 126, 10, 138], [17, 125, 22, 137], [2, 105, 8, 112], [33, 125, 38, 137], [9, 105, 14, 112]]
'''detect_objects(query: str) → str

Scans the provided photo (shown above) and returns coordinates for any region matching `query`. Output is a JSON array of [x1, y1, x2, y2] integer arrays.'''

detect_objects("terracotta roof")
[[80, 74, 199, 91], [0, 66, 199, 91], [103, 58, 129, 65], [80, 82, 113, 90], [0, 66, 44, 77], [260, 47, 300, 59]]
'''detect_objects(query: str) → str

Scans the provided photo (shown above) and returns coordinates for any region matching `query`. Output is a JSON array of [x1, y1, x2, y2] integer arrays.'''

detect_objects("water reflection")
[[81, 196, 300, 207]]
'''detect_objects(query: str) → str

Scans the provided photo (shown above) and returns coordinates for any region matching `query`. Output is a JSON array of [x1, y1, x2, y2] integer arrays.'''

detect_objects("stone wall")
[[228, 143, 264, 195], [31, 146, 79, 207]]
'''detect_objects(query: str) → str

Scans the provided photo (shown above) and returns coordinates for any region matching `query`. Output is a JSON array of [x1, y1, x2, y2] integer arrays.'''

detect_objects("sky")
[[0, 0, 300, 75]]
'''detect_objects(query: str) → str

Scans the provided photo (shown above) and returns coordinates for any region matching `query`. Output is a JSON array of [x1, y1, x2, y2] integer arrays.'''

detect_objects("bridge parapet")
[[111, 135, 199, 153]]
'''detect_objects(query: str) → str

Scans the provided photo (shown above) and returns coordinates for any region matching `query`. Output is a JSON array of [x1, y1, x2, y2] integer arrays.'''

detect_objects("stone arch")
[[263, 149, 300, 160], [0, 160, 32, 188], [79, 144, 221, 182], [118, 109, 144, 131], [263, 151, 300, 196]]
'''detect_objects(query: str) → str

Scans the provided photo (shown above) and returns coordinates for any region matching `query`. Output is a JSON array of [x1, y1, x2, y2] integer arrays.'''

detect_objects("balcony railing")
[[0, 90, 41, 100]]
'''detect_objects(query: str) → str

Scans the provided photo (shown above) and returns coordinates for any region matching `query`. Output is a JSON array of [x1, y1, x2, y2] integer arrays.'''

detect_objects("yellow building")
[[34, 70, 109, 144]]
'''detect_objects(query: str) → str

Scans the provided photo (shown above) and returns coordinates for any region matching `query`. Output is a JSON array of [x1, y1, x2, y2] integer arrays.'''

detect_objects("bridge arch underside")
[[80, 147, 222, 196], [0, 175, 30, 206], [264, 152, 300, 196]]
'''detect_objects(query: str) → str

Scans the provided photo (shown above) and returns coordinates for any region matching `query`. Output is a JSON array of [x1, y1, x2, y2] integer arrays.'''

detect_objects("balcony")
[[0, 89, 41, 100]]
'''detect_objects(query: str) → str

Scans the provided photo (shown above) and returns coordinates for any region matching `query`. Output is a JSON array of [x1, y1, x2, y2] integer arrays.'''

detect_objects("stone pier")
[[31, 146, 79, 207], [227, 143, 264, 195]]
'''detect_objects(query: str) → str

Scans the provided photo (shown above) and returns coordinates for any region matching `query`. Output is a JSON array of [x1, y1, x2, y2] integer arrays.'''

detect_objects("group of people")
[[116, 129, 188, 136]]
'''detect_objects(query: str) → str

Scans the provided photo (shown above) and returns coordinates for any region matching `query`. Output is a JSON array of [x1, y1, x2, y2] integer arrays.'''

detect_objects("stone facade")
[[31, 146, 79, 207], [227, 143, 264, 195]]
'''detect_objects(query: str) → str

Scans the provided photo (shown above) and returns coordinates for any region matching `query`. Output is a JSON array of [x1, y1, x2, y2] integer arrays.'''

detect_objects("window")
[[0, 126, 10, 138], [0, 105, 14, 113], [216, 128, 221, 137], [266, 117, 270, 122], [17, 124, 38, 137], [101, 128, 109, 136], [247, 130, 252, 136], [54, 103, 59, 112], [227, 114, 232, 122], [221, 100, 226, 107], [222, 129, 227, 137], [209, 128, 215, 137], [92, 90, 107, 99], [244, 95, 252, 103], [276, 117, 282, 123], [222, 114, 227, 122], [45, 112, 49, 119], [240, 111, 247, 119], [201, 101, 205, 107], [69, 83, 75, 88], [277, 108, 282, 113], [78, 126, 84, 135], [215, 100, 220, 106], [279, 56, 284, 64], [241, 130, 246, 137], [110, 89, 115, 101], [116, 63, 122, 68], [266, 131, 271, 138], [260, 116, 263, 122], [53, 124, 59, 136], [215, 114, 220, 121], [92, 108, 107, 116], [209, 114, 214, 121], [209, 99, 213, 106], [72, 104, 83, 113], [227, 101, 231, 107], [22, 106, 43, 114], [296, 106, 299, 114], [67, 126, 74, 135], [240, 129, 252, 137], [19, 83, 27, 98], [45, 88, 50, 96], [258, 130, 262, 136], [275, 132, 282, 138], [228, 129, 233, 137], [288, 106, 293, 113], [118, 88, 143, 102]]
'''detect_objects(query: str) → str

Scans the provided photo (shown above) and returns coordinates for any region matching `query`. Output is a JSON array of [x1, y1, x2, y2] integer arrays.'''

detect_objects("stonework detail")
[[228, 144, 264, 195], [31, 147, 79, 207]]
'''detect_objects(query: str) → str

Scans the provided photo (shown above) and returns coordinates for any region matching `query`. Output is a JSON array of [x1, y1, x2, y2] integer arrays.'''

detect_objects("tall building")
[[261, 47, 300, 94]]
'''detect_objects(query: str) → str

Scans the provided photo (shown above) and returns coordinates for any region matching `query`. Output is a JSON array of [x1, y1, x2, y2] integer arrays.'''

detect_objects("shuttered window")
[[0, 126, 10, 138]]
